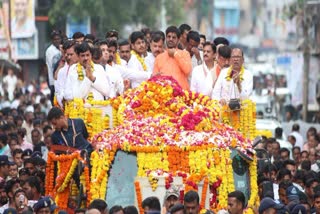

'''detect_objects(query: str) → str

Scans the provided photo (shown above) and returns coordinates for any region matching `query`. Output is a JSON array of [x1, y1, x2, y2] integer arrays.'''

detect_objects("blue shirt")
[[51, 118, 92, 151]]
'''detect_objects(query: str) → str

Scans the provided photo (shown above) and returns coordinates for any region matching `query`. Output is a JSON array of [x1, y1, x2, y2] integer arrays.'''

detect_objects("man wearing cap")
[[163, 186, 180, 214], [285, 185, 301, 212], [258, 197, 286, 214], [33, 196, 57, 214], [0, 155, 10, 182]]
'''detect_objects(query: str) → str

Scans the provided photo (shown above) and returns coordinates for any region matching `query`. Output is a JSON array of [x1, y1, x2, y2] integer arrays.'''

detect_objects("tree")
[[48, 0, 185, 38]]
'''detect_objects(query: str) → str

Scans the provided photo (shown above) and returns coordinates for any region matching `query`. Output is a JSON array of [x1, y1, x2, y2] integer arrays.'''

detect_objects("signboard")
[[66, 16, 90, 38]]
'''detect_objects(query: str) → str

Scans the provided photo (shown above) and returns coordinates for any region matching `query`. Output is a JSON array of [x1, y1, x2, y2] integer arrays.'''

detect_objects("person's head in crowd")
[[288, 135, 296, 147], [13, 188, 28, 212], [18, 168, 30, 184], [0, 180, 8, 205], [275, 127, 283, 139], [306, 126, 317, 139], [271, 141, 280, 160], [227, 190, 245, 214], [16, 127, 26, 144], [22, 176, 41, 201], [292, 146, 300, 163], [291, 204, 307, 214], [106, 29, 119, 41], [142, 196, 161, 213], [178, 24, 191, 48], [165, 26, 180, 49], [8, 134, 20, 152], [75, 208, 87, 214], [300, 160, 311, 171], [141, 27, 151, 52], [22, 149, 32, 160], [6, 114, 14, 124], [33, 196, 56, 214], [118, 39, 131, 62], [283, 160, 296, 176], [74, 42, 93, 67], [278, 181, 292, 205], [109, 205, 124, 214], [257, 177, 273, 199], [91, 45, 103, 64], [23, 158, 35, 175], [5, 178, 21, 205], [169, 204, 184, 214], [0, 155, 10, 179], [123, 205, 138, 214], [260, 163, 277, 182], [202, 42, 216, 65], [50, 31, 62, 49], [43, 125, 52, 138], [314, 192, 320, 214], [87, 209, 101, 214], [186, 30, 200, 57], [43, 135, 52, 148], [0, 134, 8, 151], [88, 199, 108, 214], [31, 129, 42, 145], [150, 33, 164, 58], [97, 40, 109, 66], [258, 197, 284, 214], [184, 190, 199, 214], [84, 34, 95, 45], [300, 151, 309, 163], [292, 123, 300, 132], [32, 170, 45, 194], [106, 39, 118, 64], [198, 34, 206, 51], [293, 170, 305, 190], [24, 111, 34, 126], [72, 32, 85, 44], [62, 39, 78, 65], [305, 178, 319, 200], [32, 156, 46, 172], [277, 168, 292, 183], [164, 186, 180, 211], [14, 115, 24, 127], [286, 185, 300, 204], [309, 147, 318, 164], [216, 45, 231, 69], [47, 107, 69, 131], [130, 31, 146, 56], [9, 162, 18, 179], [279, 148, 290, 161], [213, 37, 229, 46]]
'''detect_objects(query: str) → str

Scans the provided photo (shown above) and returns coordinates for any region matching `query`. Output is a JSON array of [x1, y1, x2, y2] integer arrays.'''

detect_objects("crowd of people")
[[0, 22, 318, 214]]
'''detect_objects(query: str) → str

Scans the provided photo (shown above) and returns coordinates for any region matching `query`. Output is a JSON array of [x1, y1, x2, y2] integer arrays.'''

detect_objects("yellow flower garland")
[[57, 158, 78, 192], [225, 66, 244, 82], [77, 61, 95, 81], [131, 50, 147, 71], [115, 52, 121, 65]]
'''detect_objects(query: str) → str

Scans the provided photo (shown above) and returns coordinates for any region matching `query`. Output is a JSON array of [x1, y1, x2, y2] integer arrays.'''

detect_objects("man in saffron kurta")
[[153, 26, 192, 90]]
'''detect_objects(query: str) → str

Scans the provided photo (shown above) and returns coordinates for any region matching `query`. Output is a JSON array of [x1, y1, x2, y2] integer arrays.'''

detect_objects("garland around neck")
[[225, 66, 245, 82], [77, 61, 94, 81], [131, 50, 147, 71]]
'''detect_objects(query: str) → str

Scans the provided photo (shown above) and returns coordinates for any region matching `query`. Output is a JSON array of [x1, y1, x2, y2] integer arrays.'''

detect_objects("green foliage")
[[49, 0, 185, 37]]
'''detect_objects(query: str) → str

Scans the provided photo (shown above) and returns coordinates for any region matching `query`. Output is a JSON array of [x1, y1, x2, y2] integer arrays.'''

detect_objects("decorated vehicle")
[[46, 76, 259, 213]]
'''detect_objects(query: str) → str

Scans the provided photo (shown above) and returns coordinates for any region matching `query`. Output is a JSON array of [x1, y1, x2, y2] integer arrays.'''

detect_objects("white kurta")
[[3, 74, 17, 101], [211, 67, 253, 101], [145, 53, 155, 73], [54, 63, 69, 107], [45, 44, 61, 86], [127, 54, 151, 88], [106, 64, 124, 98], [190, 63, 216, 97], [64, 63, 111, 101]]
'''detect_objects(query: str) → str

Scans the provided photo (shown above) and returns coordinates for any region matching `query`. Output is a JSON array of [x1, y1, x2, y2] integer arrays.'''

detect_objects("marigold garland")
[[131, 50, 147, 71], [77, 61, 94, 81], [134, 181, 144, 214], [200, 177, 209, 208], [115, 52, 121, 65], [225, 66, 244, 82]]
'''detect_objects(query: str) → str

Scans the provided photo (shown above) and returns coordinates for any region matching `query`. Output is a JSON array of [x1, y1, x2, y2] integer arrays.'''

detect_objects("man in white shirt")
[[145, 32, 165, 72], [185, 30, 203, 68], [211, 48, 253, 104], [128, 31, 151, 88], [118, 40, 131, 65], [190, 42, 216, 96], [64, 42, 110, 101], [54, 40, 78, 107], [289, 124, 304, 150], [3, 69, 17, 101], [45, 31, 62, 104]]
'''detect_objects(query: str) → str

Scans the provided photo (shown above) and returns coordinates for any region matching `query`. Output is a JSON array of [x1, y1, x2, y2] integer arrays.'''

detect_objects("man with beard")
[[145, 32, 165, 72], [64, 42, 111, 101], [128, 31, 152, 88], [153, 26, 192, 90], [55, 40, 78, 107], [0, 178, 21, 212], [191, 42, 217, 96], [163, 186, 180, 213], [22, 176, 42, 201], [211, 48, 253, 105]]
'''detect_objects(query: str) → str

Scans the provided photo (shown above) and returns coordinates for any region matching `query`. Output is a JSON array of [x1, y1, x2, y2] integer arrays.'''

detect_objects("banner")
[[66, 16, 90, 38], [10, 0, 36, 39]]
